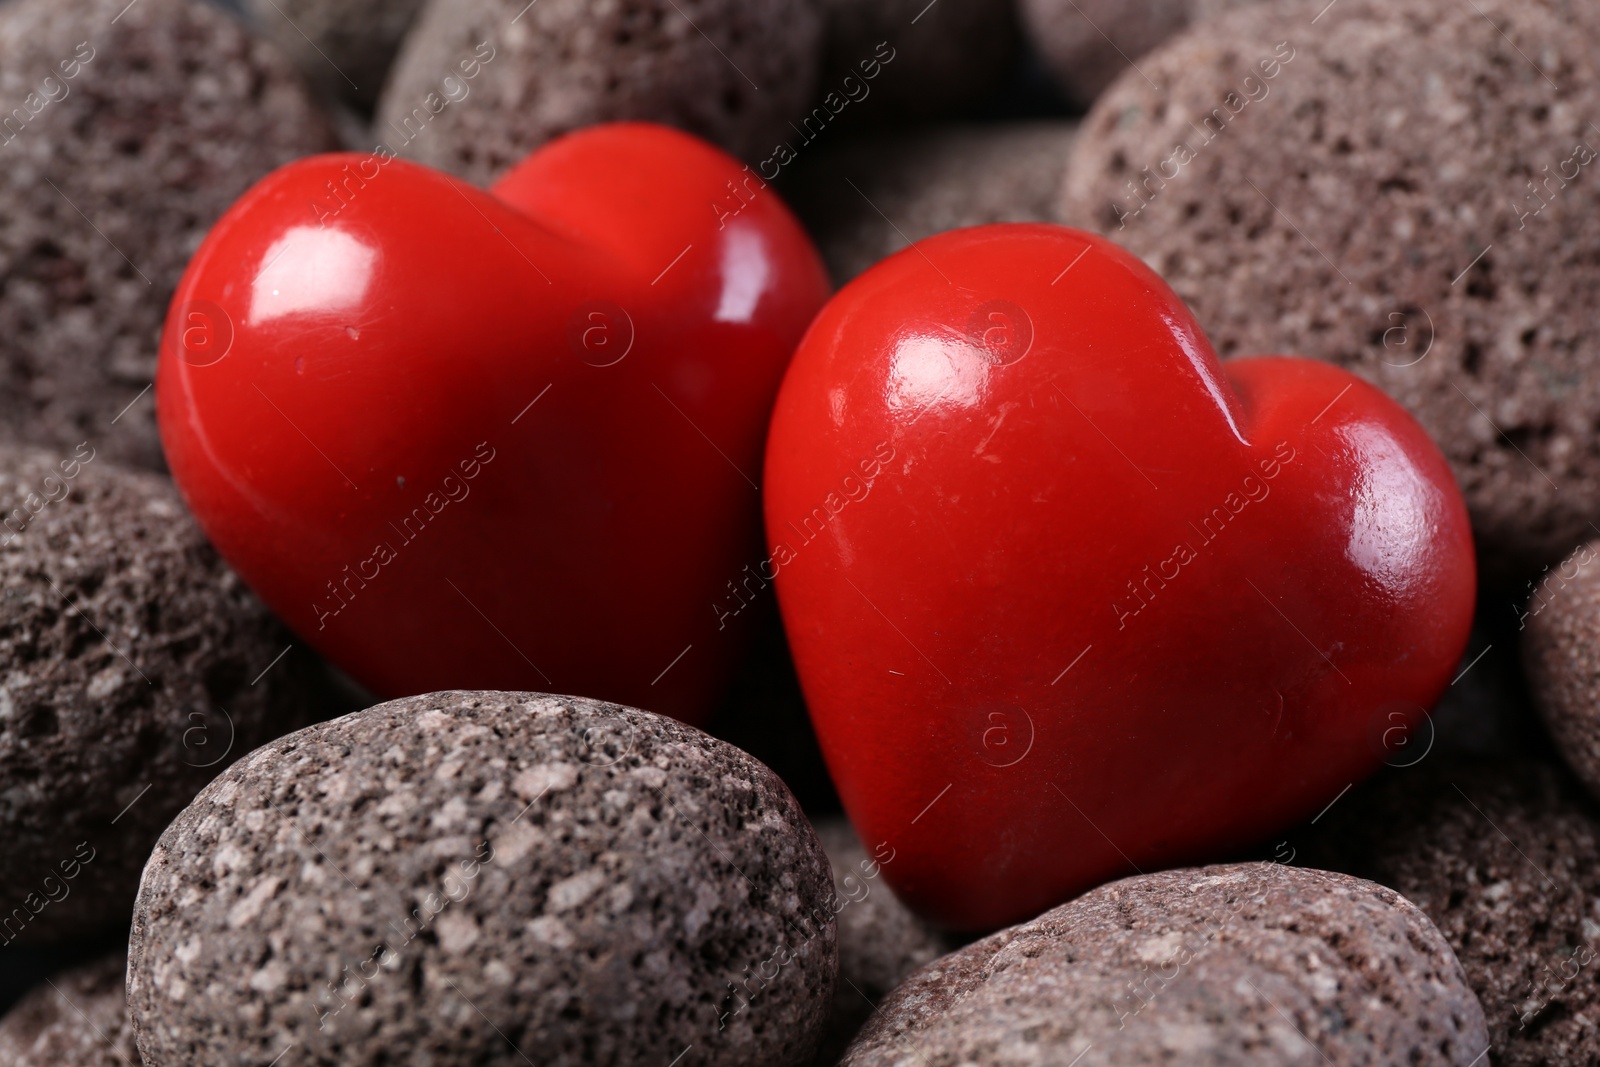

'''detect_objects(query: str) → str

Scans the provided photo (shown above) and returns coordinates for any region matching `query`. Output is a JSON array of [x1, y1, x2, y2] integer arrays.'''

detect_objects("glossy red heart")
[[158, 122, 828, 724], [765, 224, 1475, 930]]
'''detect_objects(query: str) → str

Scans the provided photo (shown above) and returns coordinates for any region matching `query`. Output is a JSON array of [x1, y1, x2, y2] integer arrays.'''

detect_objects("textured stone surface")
[[129, 691, 838, 1067], [1021, 0, 1260, 106], [840, 862, 1488, 1066], [242, 0, 428, 107], [1306, 758, 1600, 1067], [1022, 0, 1190, 107], [376, 0, 823, 185], [0, 444, 322, 945], [0, 954, 136, 1065], [817, 0, 1018, 119], [1061, 0, 1600, 581], [1524, 539, 1600, 796], [785, 121, 1079, 284], [811, 819, 949, 1065], [0, 0, 336, 472]]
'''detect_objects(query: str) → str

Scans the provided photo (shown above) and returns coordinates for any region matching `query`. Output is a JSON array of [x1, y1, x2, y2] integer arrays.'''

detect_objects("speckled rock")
[[1061, 0, 1600, 582], [0, 954, 136, 1065], [811, 819, 949, 1064], [1306, 758, 1600, 1067], [1020, 0, 1259, 106], [1524, 539, 1600, 796], [375, 0, 823, 185], [128, 691, 838, 1067], [0, 0, 336, 472], [817, 0, 1018, 119], [840, 862, 1488, 1067], [785, 121, 1078, 284], [0, 444, 322, 945], [242, 0, 428, 107]]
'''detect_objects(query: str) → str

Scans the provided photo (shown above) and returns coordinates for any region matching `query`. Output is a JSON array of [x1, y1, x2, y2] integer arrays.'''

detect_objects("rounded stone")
[[241, 0, 429, 107], [784, 121, 1079, 284], [1021, 0, 1190, 107], [1523, 539, 1600, 796], [840, 862, 1488, 1066], [817, 0, 1019, 119], [1060, 0, 1600, 582], [0, 0, 336, 473], [0, 954, 136, 1065], [375, 0, 823, 186], [128, 691, 838, 1067], [811, 818, 950, 1063], [1305, 758, 1600, 1067], [0, 443, 323, 946], [1020, 0, 1259, 106]]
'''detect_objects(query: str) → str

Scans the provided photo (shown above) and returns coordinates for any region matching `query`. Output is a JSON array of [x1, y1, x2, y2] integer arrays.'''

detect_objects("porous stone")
[[242, 0, 429, 107], [1524, 539, 1600, 796], [785, 121, 1079, 284], [375, 0, 823, 186], [0, 443, 323, 945], [0, 0, 336, 472], [0, 954, 137, 1065], [1306, 758, 1600, 1067], [1060, 0, 1600, 581], [128, 691, 838, 1067], [817, 0, 1019, 119], [840, 862, 1488, 1066], [1020, 0, 1260, 107], [811, 819, 949, 1064]]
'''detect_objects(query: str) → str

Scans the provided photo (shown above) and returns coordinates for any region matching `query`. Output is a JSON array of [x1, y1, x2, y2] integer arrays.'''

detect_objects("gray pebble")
[[0, 443, 324, 945], [1060, 0, 1600, 582], [840, 862, 1488, 1066], [1523, 539, 1600, 797], [1305, 758, 1600, 1067], [0, 954, 136, 1066], [376, 0, 823, 185], [810, 819, 951, 1064], [1021, 0, 1259, 107], [0, 0, 336, 471], [242, 0, 429, 107], [128, 691, 838, 1067]]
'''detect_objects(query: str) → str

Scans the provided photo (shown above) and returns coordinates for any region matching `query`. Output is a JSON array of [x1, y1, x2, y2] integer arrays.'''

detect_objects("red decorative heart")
[[158, 123, 828, 724], [765, 224, 1475, 930]]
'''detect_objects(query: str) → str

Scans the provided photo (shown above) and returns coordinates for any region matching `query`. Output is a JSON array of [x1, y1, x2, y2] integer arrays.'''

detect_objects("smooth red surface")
[[158, 123, 828, 724], [765, 224, 1476, 931]]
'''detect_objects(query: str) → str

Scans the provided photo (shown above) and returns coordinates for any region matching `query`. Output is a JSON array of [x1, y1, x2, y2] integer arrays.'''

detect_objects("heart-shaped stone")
[[765, 224, 1475, 930], [158, 122, 829, 724]]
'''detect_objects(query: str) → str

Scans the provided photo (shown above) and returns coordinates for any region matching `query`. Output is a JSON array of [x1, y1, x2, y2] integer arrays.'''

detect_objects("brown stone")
[[376, 0, 823, 185], [0, 0, 336, 472], [1060, 0, 1600, 582], [1524, 539, 1600, 796], [1306, 757, 1600, 1067], [0, 443, 326, 946], [0, 954, 136, 1066], [811, 818, 951, 1064], [242, 0, 429, 107], [840, 862, 1488, 1066], [129, 691, 838, 1067]]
